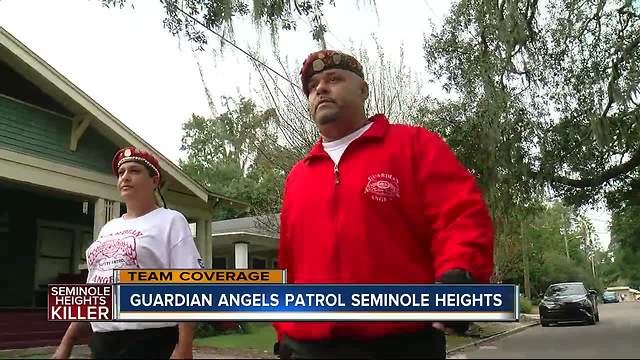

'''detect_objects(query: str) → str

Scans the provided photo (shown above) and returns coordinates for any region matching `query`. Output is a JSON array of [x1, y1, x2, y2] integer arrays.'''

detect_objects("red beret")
[[300, 50, 364, 96], [112, 146, 161, 180]]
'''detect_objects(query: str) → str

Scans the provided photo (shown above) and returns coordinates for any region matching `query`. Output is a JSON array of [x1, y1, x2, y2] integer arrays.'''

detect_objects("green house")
[[0, 26, 247, 309]]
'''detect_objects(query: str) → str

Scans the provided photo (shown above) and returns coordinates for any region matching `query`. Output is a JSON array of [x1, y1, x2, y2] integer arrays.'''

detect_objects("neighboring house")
[[211, 214, 279, 270], [605, 286, 639, 302], [0, 26, 248, 315]]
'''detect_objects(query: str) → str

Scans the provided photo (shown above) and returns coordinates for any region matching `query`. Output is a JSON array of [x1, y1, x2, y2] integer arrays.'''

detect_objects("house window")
[[213, 257, 227, 269], [79, 231, 93, 263], [0, 210, 8, 233], [251, 257, 267, 269], [36, 226, 74, 287]]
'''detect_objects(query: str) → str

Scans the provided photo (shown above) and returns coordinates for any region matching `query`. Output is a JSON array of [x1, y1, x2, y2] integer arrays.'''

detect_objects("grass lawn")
[[194, 323, 477, 353], [194, 322, 276, 353], [446, 335, 475, 350], [1, 324, 497, 359]]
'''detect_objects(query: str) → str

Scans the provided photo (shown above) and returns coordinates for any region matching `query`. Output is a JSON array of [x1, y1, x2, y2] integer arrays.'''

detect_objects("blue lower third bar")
[[115, 284, 518, 322]]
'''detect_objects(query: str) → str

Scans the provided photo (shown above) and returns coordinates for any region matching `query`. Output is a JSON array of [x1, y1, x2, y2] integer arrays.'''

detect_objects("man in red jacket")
[[273, 50, 495, 359]]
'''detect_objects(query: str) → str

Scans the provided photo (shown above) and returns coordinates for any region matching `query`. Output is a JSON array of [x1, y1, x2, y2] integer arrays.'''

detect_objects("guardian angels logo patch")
[[365, 173, 400, 202]]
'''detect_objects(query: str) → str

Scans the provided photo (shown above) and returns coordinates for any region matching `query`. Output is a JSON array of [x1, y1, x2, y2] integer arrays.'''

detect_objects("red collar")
[[304, 113, 389, 163]]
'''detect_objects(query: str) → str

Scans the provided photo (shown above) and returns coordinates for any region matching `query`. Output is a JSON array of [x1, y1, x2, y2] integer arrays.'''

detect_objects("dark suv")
[[539, 282, 600, 327]]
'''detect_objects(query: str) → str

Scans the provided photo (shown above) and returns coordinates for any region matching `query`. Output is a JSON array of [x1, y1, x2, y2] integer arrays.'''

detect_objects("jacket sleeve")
[[413, 128, 495, 283], [273, 174, 294, 343], [278, 175, 295, 284]]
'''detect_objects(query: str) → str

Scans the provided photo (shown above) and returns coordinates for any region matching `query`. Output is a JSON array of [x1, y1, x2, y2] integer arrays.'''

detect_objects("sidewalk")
[[0, 345, 91, 359], [1, 316, 540, 359], [446, 314, 540, 356], [0, 345, 270, 359]]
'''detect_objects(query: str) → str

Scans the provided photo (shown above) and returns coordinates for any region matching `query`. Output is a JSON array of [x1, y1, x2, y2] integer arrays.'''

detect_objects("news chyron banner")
[[48, 269, 519, 322]]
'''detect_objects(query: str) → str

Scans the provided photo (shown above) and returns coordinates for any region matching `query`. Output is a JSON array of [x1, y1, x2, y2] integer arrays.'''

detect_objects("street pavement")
[[450, 301, 640, 359]]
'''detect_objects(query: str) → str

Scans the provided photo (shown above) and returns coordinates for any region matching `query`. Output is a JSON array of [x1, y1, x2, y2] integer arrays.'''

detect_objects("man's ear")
[[153, 176, 161, 189], [361, 81, 369, 101]]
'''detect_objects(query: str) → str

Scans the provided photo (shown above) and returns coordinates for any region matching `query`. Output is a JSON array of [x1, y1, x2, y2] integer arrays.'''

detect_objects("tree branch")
[[602, 34, 640, 119], [531, 148, 640, 188]]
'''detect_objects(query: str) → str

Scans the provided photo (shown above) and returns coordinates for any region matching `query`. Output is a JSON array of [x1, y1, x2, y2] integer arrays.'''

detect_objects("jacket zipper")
[[328, 136, 368, 285], [332, 161, 340, 286]]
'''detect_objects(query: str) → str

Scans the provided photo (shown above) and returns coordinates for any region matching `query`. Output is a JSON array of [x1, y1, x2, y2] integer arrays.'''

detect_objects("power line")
[[326, 29, 349, 50], [294, 12, 349, 50], [422, 0, 442, 24], [173, 5, 300, 89]]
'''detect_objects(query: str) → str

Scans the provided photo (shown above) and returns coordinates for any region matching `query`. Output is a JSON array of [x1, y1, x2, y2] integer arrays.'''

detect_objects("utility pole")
[[561, 212, 570, 260], [580, 216, 597, 280], [521, 220, 531, 299]]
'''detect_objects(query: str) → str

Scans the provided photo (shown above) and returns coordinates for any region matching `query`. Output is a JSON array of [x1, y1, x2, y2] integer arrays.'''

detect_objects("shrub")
[[238, 322, 253, 334], [194, 322, 244, 338], [194, 322, 218, 338], [519, 294, 533, 313]]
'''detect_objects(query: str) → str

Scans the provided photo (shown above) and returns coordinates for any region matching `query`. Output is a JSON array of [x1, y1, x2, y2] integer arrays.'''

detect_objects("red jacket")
[[274, 114, 494, 341]]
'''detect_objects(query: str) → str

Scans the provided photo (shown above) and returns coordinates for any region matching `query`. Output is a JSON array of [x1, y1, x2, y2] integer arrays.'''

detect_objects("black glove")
[[274, 341, 293, 359], [436, 268, 473, 284], [435, 268, 473, 335]]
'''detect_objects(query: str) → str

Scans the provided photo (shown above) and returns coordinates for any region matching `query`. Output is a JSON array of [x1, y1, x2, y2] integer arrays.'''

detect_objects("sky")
[[0, 0, 611, 247]]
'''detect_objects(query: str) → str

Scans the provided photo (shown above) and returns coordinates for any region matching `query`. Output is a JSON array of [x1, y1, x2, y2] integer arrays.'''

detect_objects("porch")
[[0, 181, 97, 349], [211, 215, 279, 270]]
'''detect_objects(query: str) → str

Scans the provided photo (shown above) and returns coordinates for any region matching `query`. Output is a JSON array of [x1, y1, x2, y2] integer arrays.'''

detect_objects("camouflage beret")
[[300, 50, 364, 96]]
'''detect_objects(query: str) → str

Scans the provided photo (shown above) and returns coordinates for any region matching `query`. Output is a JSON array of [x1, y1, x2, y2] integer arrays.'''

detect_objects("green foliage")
[[496, 201, 605, 301], [101, 0, 363, 48], [606, 205, 640, 289], [193, 322, 276, 352], [237, 322, 254, 334], [519, 293, 532, 313], [110, 0, 638, 298], [422, 0, 640, 282], [541, 253, 590, 284], [179, 96, 285, 220], [194, 322, 242, 338]]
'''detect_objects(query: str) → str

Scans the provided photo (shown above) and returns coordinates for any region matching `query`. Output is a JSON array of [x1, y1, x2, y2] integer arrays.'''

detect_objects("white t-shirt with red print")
[[85, 207, 203, 332]]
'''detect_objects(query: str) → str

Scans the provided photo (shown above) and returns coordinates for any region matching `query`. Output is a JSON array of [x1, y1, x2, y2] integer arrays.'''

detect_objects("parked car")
[[602, 291, 619, 303], [539, 282, 600, 327]]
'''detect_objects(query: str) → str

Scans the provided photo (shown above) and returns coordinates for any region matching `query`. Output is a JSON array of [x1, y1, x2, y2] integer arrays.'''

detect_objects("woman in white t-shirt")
[[53, 146, 204, 359]]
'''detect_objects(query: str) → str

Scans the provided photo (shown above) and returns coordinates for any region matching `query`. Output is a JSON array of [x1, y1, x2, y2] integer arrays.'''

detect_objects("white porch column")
[[93, 198, 106, 238], [234, 242, 249, 269], [204, 220, 213, 268], [112, 201, 121, 218], [196, 219, 206, 263]]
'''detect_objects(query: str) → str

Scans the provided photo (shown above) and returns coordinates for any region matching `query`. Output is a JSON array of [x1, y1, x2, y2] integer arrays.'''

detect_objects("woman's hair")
[[142, 166, 167, 209], [140, 163, 158, 179]]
